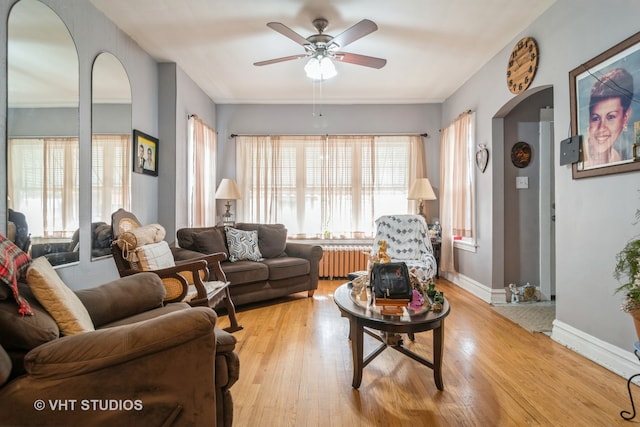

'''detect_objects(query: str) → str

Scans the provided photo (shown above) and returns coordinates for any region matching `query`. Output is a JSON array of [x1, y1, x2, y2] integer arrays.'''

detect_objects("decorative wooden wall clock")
[[506, 37, 539, 94]]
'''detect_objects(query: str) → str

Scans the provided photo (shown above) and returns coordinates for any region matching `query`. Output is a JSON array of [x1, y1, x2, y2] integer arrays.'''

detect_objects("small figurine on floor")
[[509, 283, 519, 303]]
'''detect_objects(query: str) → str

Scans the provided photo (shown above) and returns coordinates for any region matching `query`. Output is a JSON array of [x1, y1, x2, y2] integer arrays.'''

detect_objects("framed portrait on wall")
[[569, 31, 640, 179], [132, 129, 159, 176]]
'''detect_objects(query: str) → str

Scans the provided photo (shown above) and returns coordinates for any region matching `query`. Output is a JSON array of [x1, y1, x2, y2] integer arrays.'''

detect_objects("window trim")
[[454, 238, 477, 253]]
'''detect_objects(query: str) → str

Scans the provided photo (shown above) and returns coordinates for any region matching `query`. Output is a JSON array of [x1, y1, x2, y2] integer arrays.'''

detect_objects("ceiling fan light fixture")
[[304, 56, 337, 81]]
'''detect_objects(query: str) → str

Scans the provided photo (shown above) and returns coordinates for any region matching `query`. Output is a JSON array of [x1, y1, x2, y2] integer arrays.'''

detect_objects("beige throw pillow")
[[135, 241, 176, 271], [116, 223, 166, 251], [26, 257, 95, 335]]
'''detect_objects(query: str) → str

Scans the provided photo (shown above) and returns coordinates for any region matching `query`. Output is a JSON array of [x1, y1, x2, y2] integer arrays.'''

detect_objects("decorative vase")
[[631, 309, 640, 342]]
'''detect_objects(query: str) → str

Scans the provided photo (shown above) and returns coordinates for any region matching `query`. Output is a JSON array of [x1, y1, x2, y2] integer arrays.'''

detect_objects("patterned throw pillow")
[[225, 227, 263, 262], [0, 234, 33, 315]]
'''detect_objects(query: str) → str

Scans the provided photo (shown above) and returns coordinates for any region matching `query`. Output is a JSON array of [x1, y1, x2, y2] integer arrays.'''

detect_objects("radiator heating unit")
[[319, 245, 371, 279]]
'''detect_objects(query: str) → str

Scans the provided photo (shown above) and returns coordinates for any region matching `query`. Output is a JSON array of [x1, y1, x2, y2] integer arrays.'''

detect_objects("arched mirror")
[[91, 52, 132, 260], [7, 0, 80, 266]]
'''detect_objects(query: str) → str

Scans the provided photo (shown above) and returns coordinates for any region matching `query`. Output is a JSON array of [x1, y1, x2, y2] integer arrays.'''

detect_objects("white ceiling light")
[[304, 55, 337, 81]]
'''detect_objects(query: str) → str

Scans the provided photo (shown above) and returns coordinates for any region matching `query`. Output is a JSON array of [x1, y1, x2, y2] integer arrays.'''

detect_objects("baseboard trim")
[[552, 320, 639, 383], [441, 271, 506, 304]]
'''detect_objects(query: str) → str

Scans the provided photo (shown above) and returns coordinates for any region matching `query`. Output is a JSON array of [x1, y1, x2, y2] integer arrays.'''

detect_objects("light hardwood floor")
[[220, 279, 637, 426]]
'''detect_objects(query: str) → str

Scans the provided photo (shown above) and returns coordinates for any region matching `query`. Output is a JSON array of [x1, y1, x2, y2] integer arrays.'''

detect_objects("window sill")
[[288, 238, 374, 246], [454, 239, 477, 253]]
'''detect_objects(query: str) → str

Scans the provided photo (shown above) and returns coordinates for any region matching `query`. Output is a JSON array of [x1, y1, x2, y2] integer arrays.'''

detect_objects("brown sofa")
[[0, 272, 239, 427], [172, 223, 323, 306]]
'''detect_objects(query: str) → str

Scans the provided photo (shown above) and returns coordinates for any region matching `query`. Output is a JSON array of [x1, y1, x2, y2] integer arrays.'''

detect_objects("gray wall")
[[158, 63, 217, 242], [8, 107, 78, 136], [92, 104, 131, 134], [9, 104, 129, 135], [442, 0, 640, 363]]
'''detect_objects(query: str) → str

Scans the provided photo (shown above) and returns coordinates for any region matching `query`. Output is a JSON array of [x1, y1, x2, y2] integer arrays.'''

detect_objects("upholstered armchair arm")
[[420, 252, 438, 279], [285, 242, 324, 291], [285, 242, 323, 262], [23, 307, 217, 380]]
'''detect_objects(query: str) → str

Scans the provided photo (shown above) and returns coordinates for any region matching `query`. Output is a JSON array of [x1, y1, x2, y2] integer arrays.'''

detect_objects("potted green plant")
[[614, 208, 640, 338]]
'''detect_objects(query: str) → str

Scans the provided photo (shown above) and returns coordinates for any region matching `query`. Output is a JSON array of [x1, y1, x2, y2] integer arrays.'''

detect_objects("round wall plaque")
[[511, 141, 532, 168]]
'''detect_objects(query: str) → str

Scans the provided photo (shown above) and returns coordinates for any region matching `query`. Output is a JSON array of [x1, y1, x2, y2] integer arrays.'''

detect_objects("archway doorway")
[[493, 86, 555, 301]]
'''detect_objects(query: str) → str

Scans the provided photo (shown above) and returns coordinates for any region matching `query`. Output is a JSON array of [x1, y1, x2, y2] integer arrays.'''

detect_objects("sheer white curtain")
[[439, 111, 475, 273], [237, 134, 425, 238], [8, 137, 79, 237], [188, 115, 217, 227], [91, 134, 131, 222], [236, 135, 287, 225], [322, 135, 373, 236]]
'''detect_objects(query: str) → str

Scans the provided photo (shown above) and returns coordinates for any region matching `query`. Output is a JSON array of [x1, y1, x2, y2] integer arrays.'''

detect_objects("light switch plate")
[[516, 176, 529, 189]]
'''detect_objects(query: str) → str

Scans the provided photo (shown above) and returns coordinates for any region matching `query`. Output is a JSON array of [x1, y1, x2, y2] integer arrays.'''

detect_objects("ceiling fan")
[[254, 18, 387, 80]]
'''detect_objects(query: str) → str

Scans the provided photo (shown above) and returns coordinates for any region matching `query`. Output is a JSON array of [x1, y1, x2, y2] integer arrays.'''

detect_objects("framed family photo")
[[569, 31, 640, 179], [132, 129, 159, 176]]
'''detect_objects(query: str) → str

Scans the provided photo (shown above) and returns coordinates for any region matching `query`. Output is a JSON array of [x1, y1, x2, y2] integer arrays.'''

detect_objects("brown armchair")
[[110, 209, 241, 332], [0, 272, 239, 427]]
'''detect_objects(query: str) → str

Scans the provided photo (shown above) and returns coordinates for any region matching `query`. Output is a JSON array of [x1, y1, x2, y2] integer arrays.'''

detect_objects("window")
[[8, 137, 80, 238], [236, 134, 425, 238], [439, 111, 476, 272], [92, 134, 131, 222], [9, 135, 131, 238]]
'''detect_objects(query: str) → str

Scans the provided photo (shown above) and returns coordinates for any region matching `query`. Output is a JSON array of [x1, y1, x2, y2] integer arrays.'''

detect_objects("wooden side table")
[[208, 282, 243, 333]]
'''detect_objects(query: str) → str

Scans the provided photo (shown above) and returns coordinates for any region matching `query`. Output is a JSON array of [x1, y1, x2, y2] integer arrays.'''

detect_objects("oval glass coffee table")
[[333, 282, 450, 389]]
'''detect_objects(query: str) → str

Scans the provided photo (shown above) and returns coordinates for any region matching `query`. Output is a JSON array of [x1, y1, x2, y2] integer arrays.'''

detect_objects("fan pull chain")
[[312, 79, 317, 117], [312, 79, 324, 117]]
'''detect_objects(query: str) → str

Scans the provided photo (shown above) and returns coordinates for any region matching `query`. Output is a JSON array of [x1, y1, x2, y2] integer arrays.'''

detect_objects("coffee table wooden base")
[[333, 283, 449, 390], [347, 316, 445, 390]]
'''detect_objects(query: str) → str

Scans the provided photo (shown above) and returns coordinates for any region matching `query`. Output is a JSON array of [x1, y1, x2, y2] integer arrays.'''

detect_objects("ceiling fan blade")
[[329, 19, 378, 49], [253, 54, 308, 67], [334, 52, 386, 69], [267, 22, 310, 46]]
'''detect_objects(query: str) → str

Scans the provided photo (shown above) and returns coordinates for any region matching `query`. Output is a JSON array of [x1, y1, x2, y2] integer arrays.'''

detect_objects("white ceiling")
[[89, 0, 556, 105]]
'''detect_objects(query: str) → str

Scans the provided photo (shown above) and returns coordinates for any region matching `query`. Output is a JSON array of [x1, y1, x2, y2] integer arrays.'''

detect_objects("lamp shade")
[[215, 178, 241, 200], [408, 178, 436, 201]]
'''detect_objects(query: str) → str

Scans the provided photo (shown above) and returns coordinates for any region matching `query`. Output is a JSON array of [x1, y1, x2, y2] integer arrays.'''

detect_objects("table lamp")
[[407, 178, 437, 222], [215, 178, 241, 226]]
